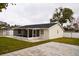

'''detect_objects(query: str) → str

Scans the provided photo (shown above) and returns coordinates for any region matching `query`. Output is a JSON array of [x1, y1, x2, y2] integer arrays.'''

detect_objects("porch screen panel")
[[37, 30, 39, 37], [23, 29, 27, 37], [17, 29, 22, 36], [29, 29, 32, 37]]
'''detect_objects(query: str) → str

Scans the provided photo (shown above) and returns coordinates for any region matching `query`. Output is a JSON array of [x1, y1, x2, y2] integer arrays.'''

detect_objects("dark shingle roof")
[[15, 23, 57, 29]]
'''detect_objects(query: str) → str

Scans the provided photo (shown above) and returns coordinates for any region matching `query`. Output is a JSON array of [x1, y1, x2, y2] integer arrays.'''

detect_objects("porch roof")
[[14, 23, 57, 29]]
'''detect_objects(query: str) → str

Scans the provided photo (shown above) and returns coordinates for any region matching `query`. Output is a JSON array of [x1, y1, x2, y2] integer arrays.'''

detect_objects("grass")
[[0, 37, 79, 55], [0, 37, 33, 55], [51, 37, 79, 46], [0, 37, 55, 55]]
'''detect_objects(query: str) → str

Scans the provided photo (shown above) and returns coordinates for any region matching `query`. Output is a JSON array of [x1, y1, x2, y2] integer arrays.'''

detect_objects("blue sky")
[[0, 3, 79, 25]]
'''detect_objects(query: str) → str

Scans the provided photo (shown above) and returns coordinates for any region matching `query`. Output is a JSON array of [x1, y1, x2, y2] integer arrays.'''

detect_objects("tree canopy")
[[52, 7, 74, 26], [0, 3, 8, 12], [63, 8, 73, 21]]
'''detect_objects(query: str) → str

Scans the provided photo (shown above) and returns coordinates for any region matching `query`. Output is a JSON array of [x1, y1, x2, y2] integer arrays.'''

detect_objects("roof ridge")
[[22, 23, 53, 26], [14, 23, 57, 29]]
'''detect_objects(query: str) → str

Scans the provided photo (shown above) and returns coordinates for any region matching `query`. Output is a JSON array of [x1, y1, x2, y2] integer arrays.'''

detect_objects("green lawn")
[[0, 37, 79, 55], [0, 37, 33, 55], [51, 37, 79, 46]]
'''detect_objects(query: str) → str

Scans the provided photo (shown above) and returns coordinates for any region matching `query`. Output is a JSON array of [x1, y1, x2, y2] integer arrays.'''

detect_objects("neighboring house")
[[0, 25, 20, 36], [0, 28, 13, 36], [13, 23, 63, 40]]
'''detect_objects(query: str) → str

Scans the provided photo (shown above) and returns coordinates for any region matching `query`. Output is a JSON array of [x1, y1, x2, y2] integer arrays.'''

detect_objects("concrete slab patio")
[[1, 42, 79, 56]]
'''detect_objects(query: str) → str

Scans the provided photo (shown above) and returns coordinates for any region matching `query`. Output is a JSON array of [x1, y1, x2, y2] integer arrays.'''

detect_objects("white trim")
[[27, 29, 29, 39]]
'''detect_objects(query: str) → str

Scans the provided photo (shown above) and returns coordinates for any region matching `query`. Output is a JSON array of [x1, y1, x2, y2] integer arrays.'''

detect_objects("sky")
[[0, 3, 79, 25]]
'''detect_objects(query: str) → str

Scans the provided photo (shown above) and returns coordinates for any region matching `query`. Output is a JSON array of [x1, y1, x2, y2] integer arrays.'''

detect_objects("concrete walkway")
[[1, 42, 79, 56]]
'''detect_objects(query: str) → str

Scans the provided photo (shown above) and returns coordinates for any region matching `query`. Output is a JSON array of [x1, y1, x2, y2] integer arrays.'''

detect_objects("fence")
[[63, 32, 79, 38]]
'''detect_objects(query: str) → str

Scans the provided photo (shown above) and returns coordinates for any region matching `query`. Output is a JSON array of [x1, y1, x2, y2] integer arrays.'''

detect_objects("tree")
[[73, 23, 79, 32], [0, 21, 10, 29], [63, 8, 73, 22], [52, 7, 74, 26], [0, 3, 8, 12], [0, 3, 16, 12]]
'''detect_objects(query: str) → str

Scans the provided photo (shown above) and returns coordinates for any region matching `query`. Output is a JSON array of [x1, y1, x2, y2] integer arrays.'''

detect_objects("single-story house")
[[13, 23, 63, 40]]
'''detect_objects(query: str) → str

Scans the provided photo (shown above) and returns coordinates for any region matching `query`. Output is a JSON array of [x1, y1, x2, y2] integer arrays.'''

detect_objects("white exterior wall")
[[3, 30, 9, 36], [3, 30, 13, 36], [8, 30, 13, 36], [0, 30, 3, 36], [49, 24, 63, 39], [43, 29, 49, 39]]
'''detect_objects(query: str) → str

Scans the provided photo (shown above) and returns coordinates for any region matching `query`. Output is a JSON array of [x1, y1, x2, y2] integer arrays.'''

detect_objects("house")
[[0, 25, 21, 37], [13, 23, 63, 40]]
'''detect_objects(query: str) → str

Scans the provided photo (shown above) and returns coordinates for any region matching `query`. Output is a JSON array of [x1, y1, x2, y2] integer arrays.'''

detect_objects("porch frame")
[[14, 28, 48, 39]]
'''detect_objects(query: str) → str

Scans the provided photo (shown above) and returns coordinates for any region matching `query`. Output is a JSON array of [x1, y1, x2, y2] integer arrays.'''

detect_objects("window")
[[33, 30, 40, 37]]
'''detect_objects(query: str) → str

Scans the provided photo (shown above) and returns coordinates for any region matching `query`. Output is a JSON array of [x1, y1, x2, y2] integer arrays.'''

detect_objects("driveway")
[[1, 42, 79, 56]]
